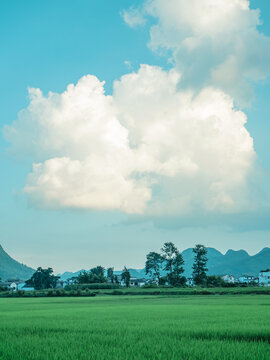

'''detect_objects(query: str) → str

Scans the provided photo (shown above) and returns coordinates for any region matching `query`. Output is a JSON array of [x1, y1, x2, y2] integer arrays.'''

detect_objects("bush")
[[47, 289, 56, 297], [65, 283, 121, 291], [112, 290, 123, 295], [142, 283, 158, 288]]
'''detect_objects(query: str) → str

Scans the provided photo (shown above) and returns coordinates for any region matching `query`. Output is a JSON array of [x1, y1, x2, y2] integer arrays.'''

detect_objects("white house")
[[222, 275, 235, 283], [56, 280, 65, 288], [259, 270, 270, 287], [186, 277, 194, 286], [66, 277, 77, 285], [9, 282, 19, 291], [238, 275, 256, 284], [130, 278, 146, 287], [238, 275, 258, 284], [17, 282, 35, 291], [3, 279, 25, 291], [120, 277, 146, 287]]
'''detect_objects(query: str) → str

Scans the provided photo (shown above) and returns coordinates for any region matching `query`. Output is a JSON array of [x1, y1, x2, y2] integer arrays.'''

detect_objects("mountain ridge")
[[0, 245, 35, 281]]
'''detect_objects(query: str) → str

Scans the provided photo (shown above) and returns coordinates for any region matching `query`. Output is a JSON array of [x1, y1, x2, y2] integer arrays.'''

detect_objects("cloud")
[[4, 65, 255, 215], [24, 157, 151, 214], [124, 0, 270, 107], [115, 65, 255, 215], [4, 75, 151, 214], [5, 0, 270, 220], [121, 7, 146, 28]]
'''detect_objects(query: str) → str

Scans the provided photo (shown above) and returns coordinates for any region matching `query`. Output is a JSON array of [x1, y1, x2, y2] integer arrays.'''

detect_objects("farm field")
[[0, 295, 269, 360]]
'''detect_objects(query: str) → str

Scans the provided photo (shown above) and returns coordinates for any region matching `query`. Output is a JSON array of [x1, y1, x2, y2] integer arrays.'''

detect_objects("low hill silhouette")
[[0, 245, 34, 281]]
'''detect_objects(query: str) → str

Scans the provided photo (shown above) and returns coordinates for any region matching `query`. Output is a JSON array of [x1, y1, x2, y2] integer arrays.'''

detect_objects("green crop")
[[0, 295, 269, 360]]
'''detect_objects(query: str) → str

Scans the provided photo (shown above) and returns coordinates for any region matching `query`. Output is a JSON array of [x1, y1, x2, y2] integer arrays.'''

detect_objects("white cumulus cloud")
[[124, 0, 270, 107], [121, 7, 146, 28], [4, 65, 255, 215]]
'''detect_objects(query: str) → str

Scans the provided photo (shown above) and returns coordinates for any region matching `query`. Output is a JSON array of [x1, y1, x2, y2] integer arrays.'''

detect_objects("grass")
[[0, 295, 269, 360]]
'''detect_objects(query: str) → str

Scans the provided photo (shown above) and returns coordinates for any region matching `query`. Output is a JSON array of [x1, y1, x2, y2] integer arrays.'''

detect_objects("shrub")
[[142, 284, 158, 288], [47, 289, 55, 297], [112, 290, 123, 295], [65, 283, 121, 291]]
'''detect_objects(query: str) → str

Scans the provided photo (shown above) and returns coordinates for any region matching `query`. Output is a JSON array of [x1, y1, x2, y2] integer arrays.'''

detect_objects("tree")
[[171, 251, 185, 286], [26, 267, 59, 290], [90, 266, 106, 283], [121, 267, 131, 287], [77, 270, 91, 284], [161, 242, 185, 286], [145, 252, 163, 284], [91, 266, 105, 278], [161, 242, 178, 280], [206, 275, 226, 288], [77, 266, 106, 284], [107, 267, 114, 283], [192, 244, 208, 286]]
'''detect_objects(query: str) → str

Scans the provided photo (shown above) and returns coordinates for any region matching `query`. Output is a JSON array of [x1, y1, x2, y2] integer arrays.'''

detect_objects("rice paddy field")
[[0, 295, 269, 360]]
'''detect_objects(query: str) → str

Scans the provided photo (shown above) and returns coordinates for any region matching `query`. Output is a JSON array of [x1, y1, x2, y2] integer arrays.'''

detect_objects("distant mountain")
[[0, 245, 34, 281], [60, 268, 147, 281], [114, 268, 146, 278], [181, 247, 270, 277], [60, 270, 86, 281], [60, 247, 270, 280]]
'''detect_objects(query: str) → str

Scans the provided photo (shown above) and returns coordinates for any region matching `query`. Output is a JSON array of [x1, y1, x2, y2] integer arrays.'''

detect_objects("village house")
[[221, 275, 235, 283], [56, 280, 66, 288], [17, 282, 35, 291], [129, 277, 147, 287], [186, 277, 194, 286], [259, 270, 270, 286], [66, 277, 78, 285], [237, 275, 257, 284], [119, 277, 147, 287], [0, 279, 35, 291], [3, 279, 24, 291], [0, 279, 34, 291]]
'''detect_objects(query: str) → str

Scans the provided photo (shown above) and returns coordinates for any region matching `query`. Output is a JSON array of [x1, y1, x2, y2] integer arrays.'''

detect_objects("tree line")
[[25, 243, 209, 289]]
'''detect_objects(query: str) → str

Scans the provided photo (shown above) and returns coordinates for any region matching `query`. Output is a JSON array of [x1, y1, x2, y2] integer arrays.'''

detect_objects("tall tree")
[[161, 242, 178, 280], [77, 266, 106, 284], [107, 267, 114, 283], [77, 270, 90, 284], [145, 252, 163, 284], [26, 267, 59, 290], [90, 266, 106, 283], [91, 266, 105, 278], [171, 251, 185, 286], [121, 267, 131, 287], [161, 242, 185, 286], [192, 244, 208, 286]]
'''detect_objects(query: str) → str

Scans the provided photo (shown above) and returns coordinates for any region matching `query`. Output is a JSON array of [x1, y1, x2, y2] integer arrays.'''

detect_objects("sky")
[[1, 0, 270, 273]]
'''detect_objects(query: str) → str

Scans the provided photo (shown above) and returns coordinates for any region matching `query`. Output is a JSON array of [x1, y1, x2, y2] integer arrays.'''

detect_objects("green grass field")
[[0, 295, 269, 360]]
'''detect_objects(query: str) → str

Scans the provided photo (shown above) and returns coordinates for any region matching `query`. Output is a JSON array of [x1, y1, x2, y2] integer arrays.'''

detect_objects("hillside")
[[0, 245, 34, 281]]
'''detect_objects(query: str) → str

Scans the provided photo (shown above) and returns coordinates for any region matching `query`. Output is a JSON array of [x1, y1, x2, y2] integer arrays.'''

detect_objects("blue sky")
[[1, 0, 270, 273]]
